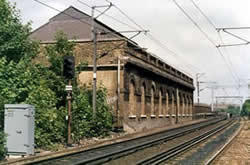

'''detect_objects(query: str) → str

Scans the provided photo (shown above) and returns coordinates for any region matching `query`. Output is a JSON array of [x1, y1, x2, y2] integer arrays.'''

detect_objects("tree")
[[0, 0, 38, 62], [0, 0, 112, 155], [241, 99, 250, 117]]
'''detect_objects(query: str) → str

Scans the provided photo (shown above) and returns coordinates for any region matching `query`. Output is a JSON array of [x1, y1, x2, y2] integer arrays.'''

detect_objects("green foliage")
[[25, 85, 66, 148], [216, 105, 240, 115], [227, 105, 240, 115], [72, 87, 112, 142], [0, 132, 6, 159], [0, 0, 113, 152], [0, 0, 38, 62], [44, 31, 75, 76], [241, 99, 250, 117]]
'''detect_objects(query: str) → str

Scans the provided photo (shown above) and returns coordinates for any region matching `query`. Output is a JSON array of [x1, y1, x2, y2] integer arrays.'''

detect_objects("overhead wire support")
[[173, 0, 240, 85], [103, 0, 201, 74], [216, 29, 250, 48], [93, 3, 113, 19], [216, 27, 250, 31], [77, 0, 138, 30], [172, 0, 217, 47], [91, 2, 113, 118], [104, 0, 145, 31], [223, 30, 250, 43], [217, 32, 240, 86], [216, 43, 250, 48]]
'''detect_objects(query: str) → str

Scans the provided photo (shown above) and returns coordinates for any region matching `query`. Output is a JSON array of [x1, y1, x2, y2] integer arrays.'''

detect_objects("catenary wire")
[[102, 0, 201, 73], [172, 0, 239, 86], [77, 0, 201, 75], [188, 0, 242, 94]]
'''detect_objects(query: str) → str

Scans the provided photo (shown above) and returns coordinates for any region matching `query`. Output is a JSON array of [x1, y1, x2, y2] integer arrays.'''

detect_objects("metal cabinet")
[[4, 104, 35, 155]]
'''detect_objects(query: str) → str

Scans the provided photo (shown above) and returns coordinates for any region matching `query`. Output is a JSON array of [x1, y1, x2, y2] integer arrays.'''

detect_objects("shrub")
[[72, 87, 112, 142]]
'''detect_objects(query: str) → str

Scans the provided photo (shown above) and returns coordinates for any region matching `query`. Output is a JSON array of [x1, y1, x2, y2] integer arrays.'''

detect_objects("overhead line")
[[189, 0, 243, 87], [36, 0, 199, 76], [77, 0, 139, 30], [173, 0, 239, 85], [103, 0, 200, 73], [33, 0, 149, 60], [189, 0, 217, 29], [217, 32, 240, 83], [172, 0, 217, 47], [216, 27, 250, 30], [104, 0, 145, 30]]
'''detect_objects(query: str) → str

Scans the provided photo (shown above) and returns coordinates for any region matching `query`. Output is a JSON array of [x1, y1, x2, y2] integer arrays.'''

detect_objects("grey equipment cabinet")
[[4, 104, 35, 155]]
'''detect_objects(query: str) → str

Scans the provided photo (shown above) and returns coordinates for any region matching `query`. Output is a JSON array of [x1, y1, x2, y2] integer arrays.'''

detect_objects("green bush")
[[241, 99, 250, 117], [25, 85, 66, 148], [72, 87, 112, 142], [0, 0, 113, 150], [0, 131, 6, 159]]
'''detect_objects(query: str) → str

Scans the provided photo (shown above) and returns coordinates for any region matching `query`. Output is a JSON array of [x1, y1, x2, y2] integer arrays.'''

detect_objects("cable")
[[146, 33, 200, 73], [104, 0, 145, 31], [34, 0, 153, 62], [172, 0, 217, 47], [217, 32, 240, 82], [77, 0, 139, 31], [188, 0, 241, 87], [103, 0, 201, 74], [172, 0, 240, 86], [34, 0, 141, 44], [77, 0, 201, 75], [189, 0, 217, 29]]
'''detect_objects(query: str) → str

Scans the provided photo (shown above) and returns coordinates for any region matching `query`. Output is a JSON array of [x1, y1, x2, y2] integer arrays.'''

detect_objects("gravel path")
[[213, 120, 250, 165]]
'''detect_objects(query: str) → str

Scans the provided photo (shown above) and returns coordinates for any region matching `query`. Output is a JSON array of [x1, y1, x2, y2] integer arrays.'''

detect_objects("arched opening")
[[141, 83, 146, 117], [129, 80, 136, 117]]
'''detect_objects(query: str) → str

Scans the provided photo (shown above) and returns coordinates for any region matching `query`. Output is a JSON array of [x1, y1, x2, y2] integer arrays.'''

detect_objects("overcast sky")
[[9, 0, 250, 105]]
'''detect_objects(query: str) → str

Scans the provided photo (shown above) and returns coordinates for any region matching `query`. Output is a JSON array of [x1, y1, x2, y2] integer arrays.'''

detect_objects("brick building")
[[31, 6, 195, 132]]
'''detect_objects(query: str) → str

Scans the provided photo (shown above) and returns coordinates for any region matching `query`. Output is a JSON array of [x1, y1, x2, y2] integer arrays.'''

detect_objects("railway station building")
[[30, 6, 195, 132]]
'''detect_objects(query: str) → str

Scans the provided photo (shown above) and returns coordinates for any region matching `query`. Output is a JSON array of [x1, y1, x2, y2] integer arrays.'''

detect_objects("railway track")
[[204, 120, 244, 165], [136, 118, 236, 165], [25, 118, 226, 165]]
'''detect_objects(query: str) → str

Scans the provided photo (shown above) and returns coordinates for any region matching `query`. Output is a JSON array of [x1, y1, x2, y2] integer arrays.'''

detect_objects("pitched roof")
[[30, 6, 128, 42]]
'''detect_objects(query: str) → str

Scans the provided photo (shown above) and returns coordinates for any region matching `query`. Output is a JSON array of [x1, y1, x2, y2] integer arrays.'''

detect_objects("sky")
[[9, 0, 250, 105]]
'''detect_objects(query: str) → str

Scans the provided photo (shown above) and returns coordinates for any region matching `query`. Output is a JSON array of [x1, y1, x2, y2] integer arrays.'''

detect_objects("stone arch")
[[140, 82, 146, 117], [129, 79, 136, 117]]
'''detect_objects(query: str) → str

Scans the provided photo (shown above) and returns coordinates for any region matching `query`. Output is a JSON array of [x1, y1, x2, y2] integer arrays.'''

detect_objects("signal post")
[[63, 56, 75, 146]]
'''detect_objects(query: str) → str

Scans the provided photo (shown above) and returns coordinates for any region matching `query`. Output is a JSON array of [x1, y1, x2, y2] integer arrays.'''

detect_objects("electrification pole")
[[91, 3, 112, 118], [196, 73, 205, 104], [91, 7, 97, 118]]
